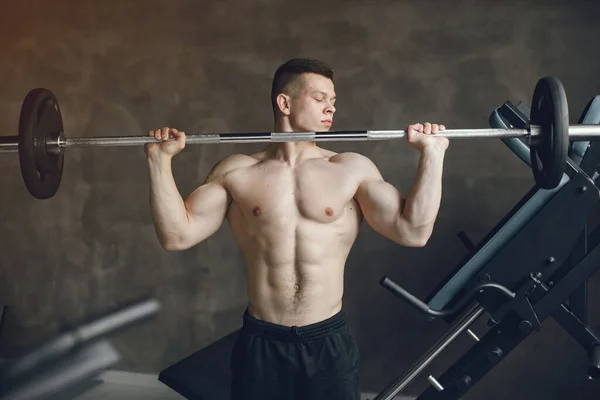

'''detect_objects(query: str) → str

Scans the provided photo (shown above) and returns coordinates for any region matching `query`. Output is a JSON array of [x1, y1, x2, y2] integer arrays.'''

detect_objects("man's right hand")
[[145, 127, 186, 159]]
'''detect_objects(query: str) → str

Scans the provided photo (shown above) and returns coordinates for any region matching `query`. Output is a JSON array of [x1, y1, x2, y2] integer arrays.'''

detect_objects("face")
[[278, 73, 336, 132]]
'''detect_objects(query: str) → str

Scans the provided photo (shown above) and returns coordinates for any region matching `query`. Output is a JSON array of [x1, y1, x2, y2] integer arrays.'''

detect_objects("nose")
[[325, 102, 336, 115]]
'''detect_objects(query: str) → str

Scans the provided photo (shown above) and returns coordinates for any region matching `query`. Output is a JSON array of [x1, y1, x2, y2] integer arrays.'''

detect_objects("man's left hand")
[[406, 123, 449, 152]]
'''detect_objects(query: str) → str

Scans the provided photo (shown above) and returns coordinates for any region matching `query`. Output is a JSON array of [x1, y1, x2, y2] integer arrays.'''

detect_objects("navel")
[[325, 207, 334, 217], [253, 206, 262, 217]]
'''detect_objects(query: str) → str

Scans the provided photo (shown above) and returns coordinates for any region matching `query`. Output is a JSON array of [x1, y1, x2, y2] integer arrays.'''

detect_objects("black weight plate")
[[18, 88, 64, 199], [529, 77, 569, 189]]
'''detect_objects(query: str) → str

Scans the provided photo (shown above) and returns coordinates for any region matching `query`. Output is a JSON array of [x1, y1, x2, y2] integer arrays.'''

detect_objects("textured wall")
[[1, 0, 600, 398]]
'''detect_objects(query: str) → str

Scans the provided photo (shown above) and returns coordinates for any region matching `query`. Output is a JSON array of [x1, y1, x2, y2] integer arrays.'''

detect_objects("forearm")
[[401, 146, 447, 230], [148, 155, 190, 248]]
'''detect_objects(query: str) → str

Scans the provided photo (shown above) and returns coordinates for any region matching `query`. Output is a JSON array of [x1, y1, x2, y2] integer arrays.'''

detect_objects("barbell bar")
[[2, 76, 599, 200], [2, 125, 600, 150]]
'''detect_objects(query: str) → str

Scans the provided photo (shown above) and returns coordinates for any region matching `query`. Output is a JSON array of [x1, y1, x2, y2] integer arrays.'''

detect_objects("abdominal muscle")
[[228, 203, 360, 327]]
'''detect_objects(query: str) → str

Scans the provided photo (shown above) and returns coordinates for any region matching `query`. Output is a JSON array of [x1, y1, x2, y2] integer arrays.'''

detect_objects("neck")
[[267, 119, 318, 166]]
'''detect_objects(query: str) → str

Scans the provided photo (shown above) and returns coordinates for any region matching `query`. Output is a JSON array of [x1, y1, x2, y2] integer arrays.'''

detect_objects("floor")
[[73, 370, 415, 400]]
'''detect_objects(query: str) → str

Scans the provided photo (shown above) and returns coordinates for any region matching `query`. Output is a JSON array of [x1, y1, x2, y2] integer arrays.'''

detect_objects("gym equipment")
[[370, 95, 600, 400], [2, 77, 600, 199], [0, 298, 160, 400], [0, 306, 7, 347]]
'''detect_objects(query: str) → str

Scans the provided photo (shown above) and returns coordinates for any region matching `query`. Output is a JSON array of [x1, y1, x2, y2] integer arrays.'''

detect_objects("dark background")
[[1, 0, 600, 398]]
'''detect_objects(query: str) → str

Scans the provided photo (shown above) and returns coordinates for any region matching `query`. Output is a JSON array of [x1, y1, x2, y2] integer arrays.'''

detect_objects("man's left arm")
[[353, 123, 448, 247]]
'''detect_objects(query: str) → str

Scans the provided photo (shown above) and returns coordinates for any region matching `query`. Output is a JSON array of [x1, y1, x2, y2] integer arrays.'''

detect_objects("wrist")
[[419, 142, 448, 155], [147, 153, 174, 176], [147, 152, 173, 165]]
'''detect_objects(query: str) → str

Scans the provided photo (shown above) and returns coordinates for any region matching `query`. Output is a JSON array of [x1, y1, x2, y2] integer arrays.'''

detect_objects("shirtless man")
[[145, 58, 448, 400]]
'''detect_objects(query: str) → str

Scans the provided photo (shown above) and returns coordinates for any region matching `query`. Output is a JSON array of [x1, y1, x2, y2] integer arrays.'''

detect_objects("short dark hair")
[[270, 58, 334, 118]]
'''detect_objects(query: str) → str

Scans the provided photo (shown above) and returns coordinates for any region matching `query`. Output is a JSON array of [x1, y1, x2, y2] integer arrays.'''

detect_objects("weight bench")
[[158, 329, 239, 400], [374, 95, 600, 400]]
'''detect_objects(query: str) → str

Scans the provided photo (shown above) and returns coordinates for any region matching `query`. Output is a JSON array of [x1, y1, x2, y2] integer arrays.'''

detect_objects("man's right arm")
[[148, 153, 232, 251]]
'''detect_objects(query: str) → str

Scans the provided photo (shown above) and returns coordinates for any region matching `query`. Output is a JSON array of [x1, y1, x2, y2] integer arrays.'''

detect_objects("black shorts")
[[230, 308, 361, 400]]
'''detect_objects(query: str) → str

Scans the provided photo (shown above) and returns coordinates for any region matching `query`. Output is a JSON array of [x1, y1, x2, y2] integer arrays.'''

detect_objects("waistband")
[[242, 308, 347, 342]]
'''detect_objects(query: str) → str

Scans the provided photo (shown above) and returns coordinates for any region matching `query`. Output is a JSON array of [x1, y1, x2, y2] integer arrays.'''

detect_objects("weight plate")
[[18, 88, 64, 199], [529, 77, 569, 189]]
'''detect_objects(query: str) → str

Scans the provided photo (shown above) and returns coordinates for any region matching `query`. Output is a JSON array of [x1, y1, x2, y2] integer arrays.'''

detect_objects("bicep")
[[181, 181, 231, 246], [356, 179, 428, 246], [355, 178, 404, 236], [351, 157, 417, 245], [351, 155, 403, 226]]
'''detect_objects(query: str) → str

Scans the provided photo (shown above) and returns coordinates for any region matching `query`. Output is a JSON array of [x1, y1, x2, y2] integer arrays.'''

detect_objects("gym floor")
[[75, 370, 414, 400]]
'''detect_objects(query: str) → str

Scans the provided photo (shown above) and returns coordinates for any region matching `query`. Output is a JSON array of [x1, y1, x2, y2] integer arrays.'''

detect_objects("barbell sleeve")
[[0, 136, 18, 153], [564, 124, 600, 140]]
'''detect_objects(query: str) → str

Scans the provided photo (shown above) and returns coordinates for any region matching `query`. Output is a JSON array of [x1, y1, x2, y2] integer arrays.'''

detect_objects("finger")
[[431, 124, 439, 134], [154, 130, 162, 140], [172, 130, 185, 139], [174, 131, 186, 146], [161, 127, 170, 140], [440, 124, 446, 131], [408, 123, 422, 134], [424, 122, 432, 134]]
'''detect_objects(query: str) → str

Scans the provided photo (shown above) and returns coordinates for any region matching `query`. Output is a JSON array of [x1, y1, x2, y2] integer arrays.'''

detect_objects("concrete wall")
[[1, 0, 600, 398]]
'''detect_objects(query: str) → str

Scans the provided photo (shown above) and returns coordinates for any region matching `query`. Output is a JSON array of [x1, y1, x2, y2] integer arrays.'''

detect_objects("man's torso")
[[221, 148, 363, 326]]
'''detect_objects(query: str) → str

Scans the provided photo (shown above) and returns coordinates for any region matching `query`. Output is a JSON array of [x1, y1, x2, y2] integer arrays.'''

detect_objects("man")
[[145, 58, 448, 399]]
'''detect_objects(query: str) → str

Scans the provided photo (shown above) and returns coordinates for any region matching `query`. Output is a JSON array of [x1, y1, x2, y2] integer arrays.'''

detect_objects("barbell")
[[1, 76, 599, 200]]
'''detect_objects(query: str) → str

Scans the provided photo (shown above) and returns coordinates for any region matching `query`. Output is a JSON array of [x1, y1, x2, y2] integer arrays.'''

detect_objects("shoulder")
[[206, 153, 259, 183], [329, 151, 382, 179], [329, 151, 369, 164]]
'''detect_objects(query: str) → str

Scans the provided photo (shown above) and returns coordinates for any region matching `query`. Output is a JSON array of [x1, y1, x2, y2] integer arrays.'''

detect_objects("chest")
[[225, 160, 359, 222]]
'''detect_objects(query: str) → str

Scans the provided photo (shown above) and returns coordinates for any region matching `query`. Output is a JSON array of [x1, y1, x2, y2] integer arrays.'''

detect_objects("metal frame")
[[0, 305, 6, 347], [373, 101, 600, 400]]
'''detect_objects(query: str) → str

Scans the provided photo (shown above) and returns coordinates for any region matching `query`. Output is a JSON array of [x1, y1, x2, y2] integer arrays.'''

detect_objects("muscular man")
[[145, 58, 448, 399]]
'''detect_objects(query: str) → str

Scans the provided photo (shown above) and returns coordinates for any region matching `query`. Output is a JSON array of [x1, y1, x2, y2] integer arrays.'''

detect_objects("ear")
[[276, 93, 292, 116]]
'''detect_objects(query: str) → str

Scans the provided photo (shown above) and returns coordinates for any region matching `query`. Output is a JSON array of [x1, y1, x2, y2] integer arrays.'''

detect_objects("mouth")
[[322, 120, 333, 126]]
